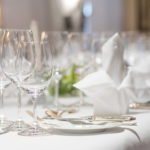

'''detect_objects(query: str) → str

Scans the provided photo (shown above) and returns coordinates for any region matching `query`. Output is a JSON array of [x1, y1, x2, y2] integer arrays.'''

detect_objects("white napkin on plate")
[[102, 33, 126, 85], [74, 33, 135, 116]]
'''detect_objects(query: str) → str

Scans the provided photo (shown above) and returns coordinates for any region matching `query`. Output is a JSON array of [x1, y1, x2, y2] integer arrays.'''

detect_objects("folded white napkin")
[[102, 33, 126, 85], [74, 33, 135, 116]]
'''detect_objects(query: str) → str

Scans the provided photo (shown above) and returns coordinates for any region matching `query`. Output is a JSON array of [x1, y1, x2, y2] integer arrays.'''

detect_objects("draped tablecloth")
[[0, 104, 150, 150]]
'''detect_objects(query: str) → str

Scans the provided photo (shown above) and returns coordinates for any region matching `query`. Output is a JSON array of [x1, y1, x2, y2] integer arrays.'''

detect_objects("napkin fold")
[[74, 33, 135, 116], [102, 33, 126, 85], [74, 70, 135, 116]]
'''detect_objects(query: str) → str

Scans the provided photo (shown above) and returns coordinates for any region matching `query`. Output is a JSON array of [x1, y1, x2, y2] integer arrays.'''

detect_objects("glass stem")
[[0, 88, 4, 121], [32, 96, 38, 128], [79, 74, 84, 106], [17, 87, 22, 121], [55, 79, 59, 111], [79, 91, 84, 106]]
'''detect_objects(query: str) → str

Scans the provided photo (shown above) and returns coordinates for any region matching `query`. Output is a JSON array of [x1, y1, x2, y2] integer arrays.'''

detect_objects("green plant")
[[48, 64, 81, 97]]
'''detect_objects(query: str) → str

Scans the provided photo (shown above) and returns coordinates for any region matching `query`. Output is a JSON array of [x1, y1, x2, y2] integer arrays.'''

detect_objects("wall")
[[1, 0, 50, 31], [92, 0, 125, 32], [1, 0, 136, 31]]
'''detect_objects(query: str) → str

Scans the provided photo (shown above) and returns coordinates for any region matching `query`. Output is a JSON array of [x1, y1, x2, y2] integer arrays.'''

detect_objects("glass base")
[[0, 119, 13, 127], [0, 126, 10, 134], [0, 119, 13, 134], [0, 116, 13, 127], [18, 126, 51, 136], [11, 120, 30, 132]]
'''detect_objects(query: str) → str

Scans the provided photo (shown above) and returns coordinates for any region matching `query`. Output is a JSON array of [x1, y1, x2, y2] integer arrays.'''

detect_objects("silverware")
[[26, 110, 44, 122], [45, 109, 77, 118], [50, 119, 137, 126], [26, 110, 137, 127], [90, 116, 136, 122], [130, 103, 150, 110], [43, 115, 136, 123]]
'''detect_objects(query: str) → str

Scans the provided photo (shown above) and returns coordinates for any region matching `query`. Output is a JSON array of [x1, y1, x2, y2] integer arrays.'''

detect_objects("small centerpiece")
[[47, 64, 83, 110]]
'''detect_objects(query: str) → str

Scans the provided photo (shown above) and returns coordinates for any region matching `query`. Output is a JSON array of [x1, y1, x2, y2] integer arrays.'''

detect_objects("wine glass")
[[0, 68, 12, 125], [1, 29, 34, 131], [18, 40, 53, 136], [68, 32, 93, 105], [46, 31, 69, 110], [0, 29, 13, 132]]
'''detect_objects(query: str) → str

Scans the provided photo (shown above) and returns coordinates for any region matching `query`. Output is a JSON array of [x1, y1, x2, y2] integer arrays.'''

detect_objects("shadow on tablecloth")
[[52, 126, 141, 143]]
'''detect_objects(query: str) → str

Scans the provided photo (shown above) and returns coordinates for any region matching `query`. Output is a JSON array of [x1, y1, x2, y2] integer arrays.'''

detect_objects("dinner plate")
[[42, 119, 119, 134], [53, 124, 118, 134]]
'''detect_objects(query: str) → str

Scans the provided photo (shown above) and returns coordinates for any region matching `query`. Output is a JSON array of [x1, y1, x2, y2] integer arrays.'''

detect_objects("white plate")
[[53, 125, 116, 134], [42, 120, 119, 134]]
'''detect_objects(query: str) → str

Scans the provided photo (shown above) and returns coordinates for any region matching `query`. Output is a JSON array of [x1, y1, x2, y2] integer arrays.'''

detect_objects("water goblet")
[[46, 31, 69, 110], [18, 40, 53, 136], [0, 68, 12, 130], [0, 30, 13, 132], [1, 29, 34, 131], [68, 32, 93, 106]]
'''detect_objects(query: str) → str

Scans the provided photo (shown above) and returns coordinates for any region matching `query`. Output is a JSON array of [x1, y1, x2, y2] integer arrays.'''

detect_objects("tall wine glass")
[[46, 31, 69, 110], [0, 30, 13, 132], [1, 29, 33, 131], [0, 68, 11, 125], [18, 40, 53, 136], [68, 32, 93, 106]]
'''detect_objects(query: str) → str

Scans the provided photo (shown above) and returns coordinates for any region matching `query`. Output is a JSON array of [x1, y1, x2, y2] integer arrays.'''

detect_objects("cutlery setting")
[[26, 110, 137, 128], [130, 103, 150, 110]]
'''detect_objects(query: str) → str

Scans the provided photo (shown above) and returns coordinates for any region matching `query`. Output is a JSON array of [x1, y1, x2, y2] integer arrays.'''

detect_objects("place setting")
[[0, 29, 149, 136], [0, 29, 147, 137], [25, 108, 137, 135], [16, 32, 138, 136]]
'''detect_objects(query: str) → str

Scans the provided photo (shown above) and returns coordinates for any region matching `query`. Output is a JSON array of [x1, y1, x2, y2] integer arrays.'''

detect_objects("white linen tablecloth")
[[1, 103, 150, 150]]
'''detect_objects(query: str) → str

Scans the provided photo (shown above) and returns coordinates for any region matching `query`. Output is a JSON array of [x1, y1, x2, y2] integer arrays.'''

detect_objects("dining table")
[[1, 93, 150, 150]]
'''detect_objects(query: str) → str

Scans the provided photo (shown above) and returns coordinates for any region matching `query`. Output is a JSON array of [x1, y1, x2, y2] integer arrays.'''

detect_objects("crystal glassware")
[[68, 32, 93, 106], [18, 40, 53, 136], [0, 68, 11, 125], [1, 29, 33, 131], [46, 31, 69, 110], [0, 30, 13, 132]]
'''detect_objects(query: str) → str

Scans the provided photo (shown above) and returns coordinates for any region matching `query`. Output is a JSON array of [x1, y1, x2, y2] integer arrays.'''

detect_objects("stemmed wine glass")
[[68, 32, 93, 106], [17, 40, 53, 136], [47, 31, 69, 110], [1, 29, 34, 131], [0, 68, 11, 126], [0, 29, 13, 132]]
